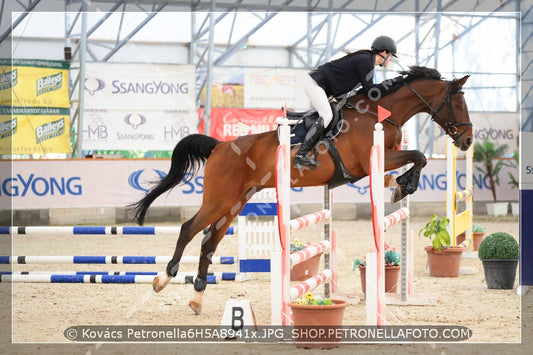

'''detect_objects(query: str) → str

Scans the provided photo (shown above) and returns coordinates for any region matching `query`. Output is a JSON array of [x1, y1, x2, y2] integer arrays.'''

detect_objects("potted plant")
[[290, 239, 320, 281], [456, 223, 486, 251], [473, 138, 510, 216], [508, 150, 519, 216], [419, 214, 464, 277], [478, 232, 519, 289], [289, 292, 348, 349], [353, 241, 401, 293]]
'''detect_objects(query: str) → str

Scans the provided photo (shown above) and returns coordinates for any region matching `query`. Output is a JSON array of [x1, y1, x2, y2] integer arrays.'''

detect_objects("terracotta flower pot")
[[425, 246, 464, 277], [358, 265, 400, 293], [456, 232, 485, 251], [290, 254, 321, 281], [289, 299, 348, 349]]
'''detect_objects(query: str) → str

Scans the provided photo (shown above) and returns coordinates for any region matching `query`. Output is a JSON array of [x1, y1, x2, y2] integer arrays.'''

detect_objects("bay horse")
[[130, 66, 473, 314]]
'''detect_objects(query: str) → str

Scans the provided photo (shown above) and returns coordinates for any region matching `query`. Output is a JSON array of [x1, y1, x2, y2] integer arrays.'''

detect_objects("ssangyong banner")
[[82, 63, 197, 151], [244, 67, 310, 110], [82, 109, 197, 151], [84, 63, 195, 110], [0, 158, 518, 211], [200, 108, 282, 141], [418, 112, 519, 157]]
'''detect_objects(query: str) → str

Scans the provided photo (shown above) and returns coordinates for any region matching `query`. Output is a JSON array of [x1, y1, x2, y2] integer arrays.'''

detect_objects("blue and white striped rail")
[[0, 273, 219, 284], [0, 226, 235, 236], [0, 271, 236, 280], [0, 255, 235, 265]]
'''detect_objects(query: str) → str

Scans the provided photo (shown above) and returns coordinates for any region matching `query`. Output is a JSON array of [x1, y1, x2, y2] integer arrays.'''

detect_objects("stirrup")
[[294, 154, 319, 170]]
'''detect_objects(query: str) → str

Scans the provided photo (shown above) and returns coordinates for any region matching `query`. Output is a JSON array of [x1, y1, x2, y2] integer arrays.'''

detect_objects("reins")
[[404, 81, 472, 141]]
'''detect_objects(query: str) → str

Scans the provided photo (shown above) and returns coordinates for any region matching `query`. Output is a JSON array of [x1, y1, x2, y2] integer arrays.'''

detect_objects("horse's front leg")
[[384, 150, 427, 203]]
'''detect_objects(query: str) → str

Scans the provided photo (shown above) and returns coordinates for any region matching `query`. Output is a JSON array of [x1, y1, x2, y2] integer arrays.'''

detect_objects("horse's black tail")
[[130, 134, 221, 225]]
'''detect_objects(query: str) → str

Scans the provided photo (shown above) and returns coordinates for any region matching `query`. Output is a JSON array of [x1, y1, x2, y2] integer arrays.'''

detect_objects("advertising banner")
[[0, 59, 71, 155], [521, 131, 533, 188], [82, 63, 197, 151], [200, 108, 282, 141], [0, 158, 518, 211], [84, 63, 195, 110], [1, 59, 70, 107], [418, 112, 519, 156], [244, 67, 309, 110], [199, 67, 244, 108], [82, 109, 197, 151]]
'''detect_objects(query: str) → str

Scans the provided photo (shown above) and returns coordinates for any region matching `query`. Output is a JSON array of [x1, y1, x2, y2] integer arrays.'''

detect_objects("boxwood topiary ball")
[[478, 232, 519, 260]]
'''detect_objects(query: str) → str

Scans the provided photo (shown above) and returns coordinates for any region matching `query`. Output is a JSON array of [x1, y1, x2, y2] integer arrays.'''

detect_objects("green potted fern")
[[419, 214, 464, 277], [478, 232, 519, 289]]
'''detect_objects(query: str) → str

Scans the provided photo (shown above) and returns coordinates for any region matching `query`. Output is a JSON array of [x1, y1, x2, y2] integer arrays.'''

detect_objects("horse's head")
[[435, 75, 473, 151], [399, 67, 473, 151]]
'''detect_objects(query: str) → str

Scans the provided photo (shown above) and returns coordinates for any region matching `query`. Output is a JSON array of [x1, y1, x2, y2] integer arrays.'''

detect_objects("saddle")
[[285, 101, 343, 145], [282, 101, 360, 189]]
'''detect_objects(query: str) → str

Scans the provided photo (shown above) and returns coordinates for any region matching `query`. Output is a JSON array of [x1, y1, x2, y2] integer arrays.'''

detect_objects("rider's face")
[[378, 51, 393, 67]]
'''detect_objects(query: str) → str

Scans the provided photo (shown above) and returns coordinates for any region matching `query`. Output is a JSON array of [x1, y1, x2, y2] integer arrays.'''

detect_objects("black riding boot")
[[293, 117, 325, 170]]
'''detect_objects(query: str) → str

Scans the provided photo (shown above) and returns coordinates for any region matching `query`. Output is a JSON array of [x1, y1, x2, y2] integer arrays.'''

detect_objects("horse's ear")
[[451, 75, 470, 90]]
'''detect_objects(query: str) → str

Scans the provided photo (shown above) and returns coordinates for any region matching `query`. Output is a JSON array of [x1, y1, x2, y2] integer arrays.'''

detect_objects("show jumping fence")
[[368, 123, 412, 326], [271, 117, 337, 326], [1, 192, 282, 284], [446, 136, 474, 251]]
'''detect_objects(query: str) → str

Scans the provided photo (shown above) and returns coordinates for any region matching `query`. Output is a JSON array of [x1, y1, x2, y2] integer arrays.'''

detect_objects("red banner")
[[198, 108, 283, 141]]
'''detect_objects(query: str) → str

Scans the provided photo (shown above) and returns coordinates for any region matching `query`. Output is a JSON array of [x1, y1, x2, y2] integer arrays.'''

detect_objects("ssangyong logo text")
[[36, 118, 65, 143], [0, 118, 17, 139], [36, 72, 63, 96], [111, 80, 189, 95]]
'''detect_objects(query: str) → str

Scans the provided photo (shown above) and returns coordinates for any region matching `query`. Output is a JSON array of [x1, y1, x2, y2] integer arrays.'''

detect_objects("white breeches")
[[302, 73, 333, 127]]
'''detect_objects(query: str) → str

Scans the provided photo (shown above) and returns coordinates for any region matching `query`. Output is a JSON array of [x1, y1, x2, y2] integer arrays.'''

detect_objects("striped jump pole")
[[289, 210, 331, 231], [0, 273, 219, 284], [0, 226, 235, 236], [290, 269, 333, 299], [0, 255, 235, 265], [290, 241, 330, 266], [0, 271, 236, 280]]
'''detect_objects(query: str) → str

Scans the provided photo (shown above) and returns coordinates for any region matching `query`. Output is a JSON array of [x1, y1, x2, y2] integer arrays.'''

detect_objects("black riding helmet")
[[371, 36, 398, 58]]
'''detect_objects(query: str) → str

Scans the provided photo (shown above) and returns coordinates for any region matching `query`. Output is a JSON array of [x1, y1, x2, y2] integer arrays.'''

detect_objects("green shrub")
[[472, 223, 485, 233], [478, 232, 519, 260]]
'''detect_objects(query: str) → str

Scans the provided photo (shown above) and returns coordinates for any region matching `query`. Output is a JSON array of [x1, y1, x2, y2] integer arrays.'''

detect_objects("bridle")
[[405, 81, 472, 141]]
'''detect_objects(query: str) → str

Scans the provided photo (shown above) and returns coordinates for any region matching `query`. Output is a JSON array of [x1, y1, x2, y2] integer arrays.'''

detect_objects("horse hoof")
[[189, 300, 202, 315], [152, 274, 171, 293], [390, 187, 403, 204]]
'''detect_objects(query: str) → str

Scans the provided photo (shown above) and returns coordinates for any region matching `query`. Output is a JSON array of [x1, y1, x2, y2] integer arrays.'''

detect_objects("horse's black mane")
[[399, 65, 443, 83], [353, 65, 443, 98]]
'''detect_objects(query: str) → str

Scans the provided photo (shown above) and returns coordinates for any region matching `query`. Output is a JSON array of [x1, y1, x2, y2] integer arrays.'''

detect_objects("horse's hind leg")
[[153, 215, 203, 292], [189, 217, 235, 315], [152, 201, 233, 293]]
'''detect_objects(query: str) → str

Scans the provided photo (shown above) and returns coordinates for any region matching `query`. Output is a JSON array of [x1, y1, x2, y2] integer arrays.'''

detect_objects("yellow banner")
[[0, 59, 71, 155], [0, 107, 71, 155], [1, 59, 70, 107]]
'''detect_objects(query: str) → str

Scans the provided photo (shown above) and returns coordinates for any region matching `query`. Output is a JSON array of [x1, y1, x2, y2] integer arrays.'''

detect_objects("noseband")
[[405, 81, 472, 141]]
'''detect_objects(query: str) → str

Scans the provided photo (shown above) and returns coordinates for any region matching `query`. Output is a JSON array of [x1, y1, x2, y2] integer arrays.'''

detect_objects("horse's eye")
[[455, 105, 463, 111]]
